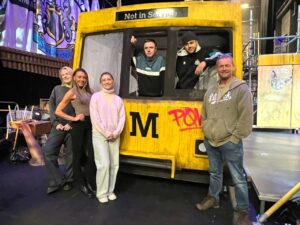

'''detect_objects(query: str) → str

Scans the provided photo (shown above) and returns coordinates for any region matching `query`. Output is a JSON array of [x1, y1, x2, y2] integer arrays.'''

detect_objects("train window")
[[170, 28, 232, 100], [81, 32, 123, 94], [122, 28, 231, 100], [127, 29, 168, 98], [80, 28, 231, 100]]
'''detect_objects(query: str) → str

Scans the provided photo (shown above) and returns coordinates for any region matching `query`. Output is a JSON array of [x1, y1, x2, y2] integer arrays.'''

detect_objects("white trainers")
[[108, 193, 117, 201], [98, 196, 108, 203]]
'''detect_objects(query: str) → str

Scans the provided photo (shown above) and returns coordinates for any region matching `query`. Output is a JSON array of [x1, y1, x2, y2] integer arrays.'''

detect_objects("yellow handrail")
[[258, 182, 300, 224]]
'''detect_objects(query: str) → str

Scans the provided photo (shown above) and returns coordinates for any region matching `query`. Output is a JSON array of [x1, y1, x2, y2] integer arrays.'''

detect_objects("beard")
[[218, 72, 232, 81]]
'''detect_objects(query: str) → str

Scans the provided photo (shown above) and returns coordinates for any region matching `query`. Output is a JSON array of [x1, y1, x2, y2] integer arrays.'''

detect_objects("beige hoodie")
[[202, 78, 253, 147]]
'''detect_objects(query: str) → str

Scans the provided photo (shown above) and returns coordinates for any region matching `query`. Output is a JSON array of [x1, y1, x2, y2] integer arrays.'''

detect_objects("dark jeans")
[[204, 139, 249, 211], [71, 116, 96, 189], [43, 127, 73, 188]]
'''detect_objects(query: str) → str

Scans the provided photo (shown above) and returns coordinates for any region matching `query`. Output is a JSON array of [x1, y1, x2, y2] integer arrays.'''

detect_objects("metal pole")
[[297, 5, 300, 53], [258, 182, 300, 224], [117, 0, 121, 7], [252, 34, 297, 40], [248, 10, 253, 90], [257, 32, 260, 55]]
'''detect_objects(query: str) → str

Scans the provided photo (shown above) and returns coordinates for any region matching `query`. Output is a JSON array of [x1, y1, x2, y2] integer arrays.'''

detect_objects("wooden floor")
[[243, 130, 300, 213]]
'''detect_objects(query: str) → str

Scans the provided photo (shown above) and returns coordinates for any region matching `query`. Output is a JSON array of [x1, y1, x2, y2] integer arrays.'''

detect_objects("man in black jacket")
[[176, 31, 216, 89]]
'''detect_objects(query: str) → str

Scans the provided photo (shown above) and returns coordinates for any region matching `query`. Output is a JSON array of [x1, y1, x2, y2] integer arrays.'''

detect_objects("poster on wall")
[[257, 65, 293, 128], [0, 0, 101, 60], [33, 0, 91, 60]]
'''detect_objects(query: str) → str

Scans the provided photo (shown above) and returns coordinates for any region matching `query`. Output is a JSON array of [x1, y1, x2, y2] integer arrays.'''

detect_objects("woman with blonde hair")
[[56, 68, 96, 198], [43, 66, 75, 194]]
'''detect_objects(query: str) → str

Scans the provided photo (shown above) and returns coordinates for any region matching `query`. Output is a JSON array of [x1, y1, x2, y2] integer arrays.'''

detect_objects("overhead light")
[[241, 3, 250, 9]]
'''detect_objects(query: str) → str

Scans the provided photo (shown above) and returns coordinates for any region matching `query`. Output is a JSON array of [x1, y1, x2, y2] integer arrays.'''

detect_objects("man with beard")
[[196, 54, 253, 225]]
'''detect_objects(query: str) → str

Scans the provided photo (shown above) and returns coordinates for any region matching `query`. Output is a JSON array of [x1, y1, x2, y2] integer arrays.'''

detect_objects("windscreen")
[[81, 32, 123, 94]]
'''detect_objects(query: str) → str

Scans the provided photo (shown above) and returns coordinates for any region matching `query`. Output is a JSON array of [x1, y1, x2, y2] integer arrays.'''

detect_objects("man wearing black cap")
[[176, 31, 216, 89]]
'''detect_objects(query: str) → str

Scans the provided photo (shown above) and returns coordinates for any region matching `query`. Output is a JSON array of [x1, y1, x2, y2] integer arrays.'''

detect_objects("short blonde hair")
[[58, 66, 73, 81]]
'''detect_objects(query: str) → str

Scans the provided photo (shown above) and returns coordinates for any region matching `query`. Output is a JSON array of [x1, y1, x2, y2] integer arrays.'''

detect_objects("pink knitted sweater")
[[90, 89, 125, 139]]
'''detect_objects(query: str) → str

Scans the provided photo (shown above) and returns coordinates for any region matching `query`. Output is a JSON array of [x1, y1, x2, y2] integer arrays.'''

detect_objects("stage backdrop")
[[0, 0, 102, 60]]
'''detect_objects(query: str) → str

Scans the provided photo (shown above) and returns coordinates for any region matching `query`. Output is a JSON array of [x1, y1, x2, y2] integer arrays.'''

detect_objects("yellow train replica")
[[73, 1, 242, 182]]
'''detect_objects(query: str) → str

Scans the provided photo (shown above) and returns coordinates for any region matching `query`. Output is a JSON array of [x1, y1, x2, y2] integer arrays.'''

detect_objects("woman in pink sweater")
[[90, 72, 125, 204]]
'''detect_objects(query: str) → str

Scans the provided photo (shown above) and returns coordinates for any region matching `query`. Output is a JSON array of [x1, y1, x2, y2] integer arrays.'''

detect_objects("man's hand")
[[56, 124, 64, 131], [131, 35, 137, 45], [195, 61, 206, 76], [63, 124, 72, 131]]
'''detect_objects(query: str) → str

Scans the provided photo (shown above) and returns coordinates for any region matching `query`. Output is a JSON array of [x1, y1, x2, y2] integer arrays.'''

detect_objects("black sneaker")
[[62, 182, 73, 191], [46, 186, 59, 195], [87, 183, 96, 196], [79, 185, 93, 198]]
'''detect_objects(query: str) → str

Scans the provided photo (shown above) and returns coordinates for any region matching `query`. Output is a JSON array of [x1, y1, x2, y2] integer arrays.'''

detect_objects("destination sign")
[[116, 7, 188, 21]]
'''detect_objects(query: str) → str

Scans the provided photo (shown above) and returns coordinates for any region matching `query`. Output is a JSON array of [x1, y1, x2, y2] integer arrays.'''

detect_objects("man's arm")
[[130, 36, 141, 80], [232, 85, 253, 140], [195, 61, 207, 76], [49, 88, 58, 126], [195, 49, 219, 75]]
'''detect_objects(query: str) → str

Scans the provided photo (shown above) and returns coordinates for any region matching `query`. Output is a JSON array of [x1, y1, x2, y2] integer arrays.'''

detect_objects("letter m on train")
[[130, 112, 159, 138]]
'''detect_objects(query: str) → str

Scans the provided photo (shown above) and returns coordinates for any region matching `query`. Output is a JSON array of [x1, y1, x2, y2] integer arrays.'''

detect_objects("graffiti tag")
[[168, 107, 201, 131]]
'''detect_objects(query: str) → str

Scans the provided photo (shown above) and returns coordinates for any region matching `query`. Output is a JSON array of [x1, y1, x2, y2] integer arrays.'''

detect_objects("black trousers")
[[43, 126, 73, 188], [71, 116, 96, 189]]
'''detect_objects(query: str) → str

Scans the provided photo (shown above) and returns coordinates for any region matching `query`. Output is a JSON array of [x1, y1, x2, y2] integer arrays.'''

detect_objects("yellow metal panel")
[[258, 53, 300, 66], [291, 65, 300, 128], [293, 54, 300, 64], [120, 99, 208, 171], [257, 65, 293, 128], [121, 150, 176, 178]]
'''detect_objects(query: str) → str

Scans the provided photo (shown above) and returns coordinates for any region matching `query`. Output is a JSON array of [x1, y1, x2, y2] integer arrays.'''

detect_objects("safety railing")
[[258, 182, 300, 224]]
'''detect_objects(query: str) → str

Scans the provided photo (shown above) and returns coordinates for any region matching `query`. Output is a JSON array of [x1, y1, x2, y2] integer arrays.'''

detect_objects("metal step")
[[120, 155, 172, 169]]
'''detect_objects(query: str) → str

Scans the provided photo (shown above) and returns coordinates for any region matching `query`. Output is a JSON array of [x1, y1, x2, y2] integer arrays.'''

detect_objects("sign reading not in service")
[[116, 7, 188, 21]]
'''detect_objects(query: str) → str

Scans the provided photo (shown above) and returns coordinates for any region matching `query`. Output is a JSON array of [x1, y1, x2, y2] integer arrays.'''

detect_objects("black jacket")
[[176, 45, 216, 89]]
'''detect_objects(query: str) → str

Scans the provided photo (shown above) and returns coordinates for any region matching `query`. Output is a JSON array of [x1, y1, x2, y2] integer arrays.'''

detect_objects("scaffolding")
[[244, 5, 300, 97], [243, 5, 300, 224]]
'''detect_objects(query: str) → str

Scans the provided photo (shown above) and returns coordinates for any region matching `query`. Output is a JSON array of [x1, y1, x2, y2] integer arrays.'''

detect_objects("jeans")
[[204, 139, 249, 211]]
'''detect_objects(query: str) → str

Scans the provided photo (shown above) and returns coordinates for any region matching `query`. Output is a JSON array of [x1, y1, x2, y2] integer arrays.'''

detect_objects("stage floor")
[[243, 130, 300, 213]]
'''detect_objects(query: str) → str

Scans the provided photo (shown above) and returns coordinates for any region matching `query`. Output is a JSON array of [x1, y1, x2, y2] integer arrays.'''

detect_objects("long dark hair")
[[72, 68, 92, 94], [72, 68, 93, 104]]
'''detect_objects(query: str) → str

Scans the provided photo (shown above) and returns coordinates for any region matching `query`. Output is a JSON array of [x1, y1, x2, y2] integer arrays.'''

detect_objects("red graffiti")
[[168, 107, 202, 131]]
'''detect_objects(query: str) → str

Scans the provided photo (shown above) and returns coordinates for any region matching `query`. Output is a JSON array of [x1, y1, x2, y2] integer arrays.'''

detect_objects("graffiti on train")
[[129, 108, 201, 138], [168, 107, 201, 131]]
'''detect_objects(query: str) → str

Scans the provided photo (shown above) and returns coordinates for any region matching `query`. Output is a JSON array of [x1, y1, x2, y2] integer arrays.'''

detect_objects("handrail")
[[0, 101, 18, 105], [258, 182, 300, 224]]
